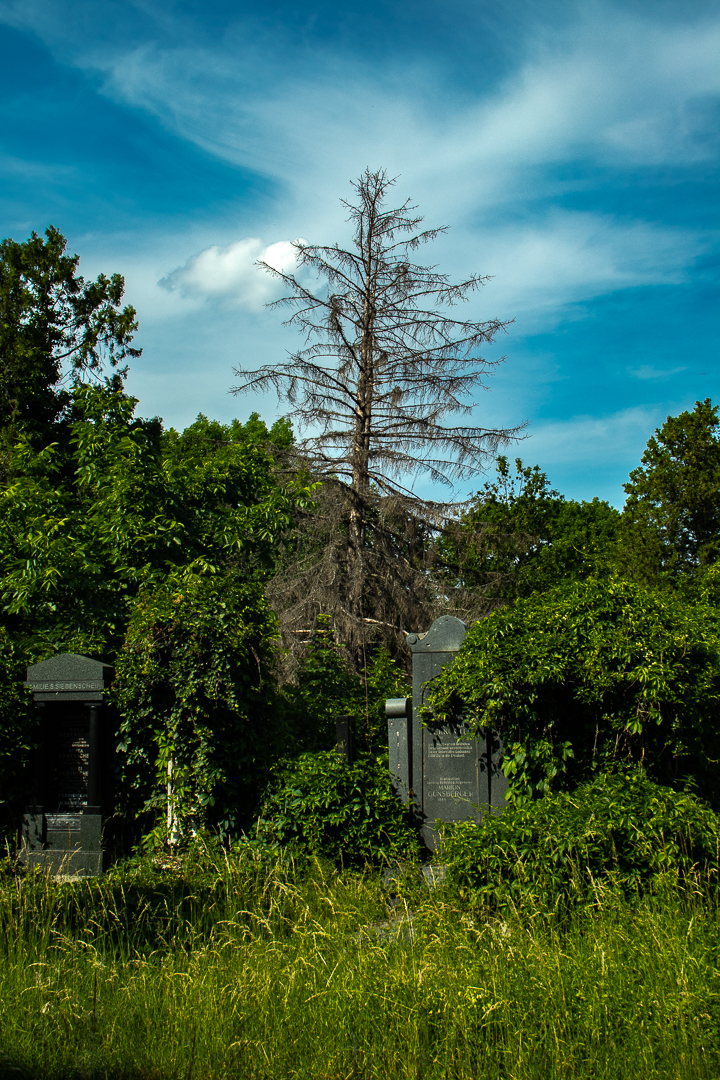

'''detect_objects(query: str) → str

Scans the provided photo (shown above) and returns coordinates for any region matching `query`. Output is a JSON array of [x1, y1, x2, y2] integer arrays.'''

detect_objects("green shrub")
[[440, 769, 720, 910], [0, 629, 33, 838], [431, 578, 720, 804], [255, 750, 420, 866]]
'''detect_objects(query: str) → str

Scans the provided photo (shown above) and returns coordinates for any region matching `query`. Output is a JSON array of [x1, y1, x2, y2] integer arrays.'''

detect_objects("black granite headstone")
[[20, 653, 113, 876], [386, 616, 507, 848]]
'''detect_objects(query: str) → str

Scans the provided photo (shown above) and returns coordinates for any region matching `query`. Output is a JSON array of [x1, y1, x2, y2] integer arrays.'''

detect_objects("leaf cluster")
[[255, 749, 420, 867], [440, 769, 720, 910], [0, 391, 311, 660], [112, 574, 283, 842], [431, 578, 720, 805]]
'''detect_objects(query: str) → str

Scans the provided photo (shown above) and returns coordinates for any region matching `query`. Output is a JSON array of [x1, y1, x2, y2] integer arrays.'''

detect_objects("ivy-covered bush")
[[0, 629, 33, 836], [255, 750, 420, 867], [430, 578, 720, 805], [440, 769, 720, 909], [113, 573, 284, 843]]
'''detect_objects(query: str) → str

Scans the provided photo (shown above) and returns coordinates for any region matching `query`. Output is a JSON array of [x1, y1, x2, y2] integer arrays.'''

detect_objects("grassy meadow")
[[0, 848, 719, 1079]]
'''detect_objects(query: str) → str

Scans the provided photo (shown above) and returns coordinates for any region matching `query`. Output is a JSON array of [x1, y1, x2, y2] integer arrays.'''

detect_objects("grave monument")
[[20, 653, 114, 876], [386, 615, 507, 848]]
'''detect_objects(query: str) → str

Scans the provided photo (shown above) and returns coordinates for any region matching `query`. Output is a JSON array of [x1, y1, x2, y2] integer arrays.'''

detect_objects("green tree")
[[622, 399, 720, 581], [431, 578, 720, 806], [0, 226, 139, 451], [0, 389, 310, 660], [442, 456, 621, 605], [0, 385, 312, 842]]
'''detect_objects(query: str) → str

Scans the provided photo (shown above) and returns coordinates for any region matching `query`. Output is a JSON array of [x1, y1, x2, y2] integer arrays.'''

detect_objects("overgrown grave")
[[386, 616, 508, 849]]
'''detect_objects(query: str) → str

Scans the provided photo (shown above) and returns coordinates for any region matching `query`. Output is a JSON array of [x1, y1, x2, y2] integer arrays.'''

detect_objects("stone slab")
[[24, 850, 103, 876]]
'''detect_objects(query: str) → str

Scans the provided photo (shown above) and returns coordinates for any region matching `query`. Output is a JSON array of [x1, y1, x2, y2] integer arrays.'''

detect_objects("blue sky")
[[0, 0, 717, 505]]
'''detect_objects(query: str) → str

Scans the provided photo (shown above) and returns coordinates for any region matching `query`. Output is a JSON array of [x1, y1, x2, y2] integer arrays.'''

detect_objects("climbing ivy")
[[430, 578, 720, 806]]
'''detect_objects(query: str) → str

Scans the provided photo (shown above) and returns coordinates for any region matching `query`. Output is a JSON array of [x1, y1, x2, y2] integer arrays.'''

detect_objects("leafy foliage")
[[622, 398, 720, 580], [440, 770, 720, 909], [0, 226, 139, 449], [0, 379, 310, 841], [442, 456, 621, 603], [283, 615, 411, 753], [0, 389, 311, 661], [0, 629, 33, 831], [113, 574, 283, 841], [255, 750, 420, 866], [431, 578, 720, 805]]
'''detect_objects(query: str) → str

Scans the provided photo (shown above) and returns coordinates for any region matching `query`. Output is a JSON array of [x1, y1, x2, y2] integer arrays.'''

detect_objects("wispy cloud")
[[630, 365, 688, 381], [61, 2, 719, 331]]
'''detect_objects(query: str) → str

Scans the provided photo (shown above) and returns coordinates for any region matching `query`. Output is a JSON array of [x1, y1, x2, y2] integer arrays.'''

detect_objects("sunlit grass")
[[1, 851, 719, 1078]]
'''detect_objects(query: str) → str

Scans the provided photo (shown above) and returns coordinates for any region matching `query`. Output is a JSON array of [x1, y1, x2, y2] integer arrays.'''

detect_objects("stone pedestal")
[[22, 811, 103, 876]]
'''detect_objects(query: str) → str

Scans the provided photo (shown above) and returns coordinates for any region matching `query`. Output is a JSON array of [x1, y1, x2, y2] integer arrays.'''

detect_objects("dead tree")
[[231, 168, 524, 665]]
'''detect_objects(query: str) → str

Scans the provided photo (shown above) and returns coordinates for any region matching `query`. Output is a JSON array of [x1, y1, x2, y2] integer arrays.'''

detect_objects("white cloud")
[[474, 212, 710, 327], [526, 406, 660, 467], [630, 365, 688, 381], [158, 237, 302, 309]]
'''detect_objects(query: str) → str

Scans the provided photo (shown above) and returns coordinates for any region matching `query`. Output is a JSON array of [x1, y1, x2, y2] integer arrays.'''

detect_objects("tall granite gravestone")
[[20, 654, 113, 876], [387, 616, 507, 848]]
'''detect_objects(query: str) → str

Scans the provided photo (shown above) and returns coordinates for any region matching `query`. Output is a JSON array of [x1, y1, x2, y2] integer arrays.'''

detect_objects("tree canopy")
[[441, 456, 621, 605], [0, 226, 140, 451], [622, 398, 720, 580]]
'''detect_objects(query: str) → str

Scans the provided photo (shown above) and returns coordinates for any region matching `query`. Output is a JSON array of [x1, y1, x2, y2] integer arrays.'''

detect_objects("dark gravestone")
[[387, 616, 507, 848], [336, 714, 354, 764], [20, 654, 113, 876]]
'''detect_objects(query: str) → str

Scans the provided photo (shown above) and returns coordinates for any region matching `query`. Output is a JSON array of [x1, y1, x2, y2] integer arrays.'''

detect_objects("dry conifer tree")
[[231, 168, 522, 665]]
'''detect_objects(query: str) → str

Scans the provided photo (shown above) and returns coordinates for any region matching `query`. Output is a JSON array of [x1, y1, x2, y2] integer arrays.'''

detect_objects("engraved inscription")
[[423, 722, 484, 823], [46, 815, 81, 830], [57, 717, 89, 810], [27, 680, 104, 691], [426, 779, 474, 800], [427, 743, 473, 758]]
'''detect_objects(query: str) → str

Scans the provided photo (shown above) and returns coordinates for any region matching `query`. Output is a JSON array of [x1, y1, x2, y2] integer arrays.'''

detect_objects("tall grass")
[[1, 850, 719, 1079]]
